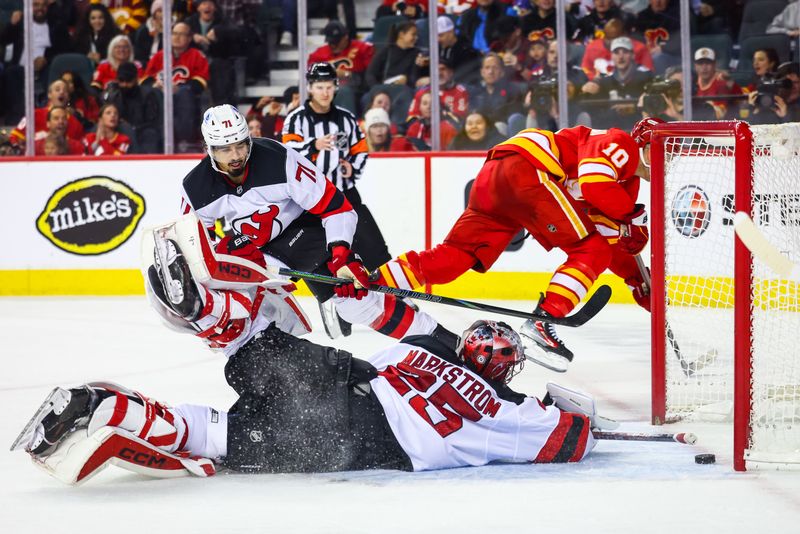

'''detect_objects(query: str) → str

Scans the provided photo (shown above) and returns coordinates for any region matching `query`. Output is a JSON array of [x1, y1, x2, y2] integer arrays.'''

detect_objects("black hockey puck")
[[695, 453, 716, 464]]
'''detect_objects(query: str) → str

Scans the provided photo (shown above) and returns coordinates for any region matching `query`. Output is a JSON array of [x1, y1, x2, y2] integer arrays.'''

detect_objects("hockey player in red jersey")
[[12, 319, 606, 484], [371, 118, 660, 371]]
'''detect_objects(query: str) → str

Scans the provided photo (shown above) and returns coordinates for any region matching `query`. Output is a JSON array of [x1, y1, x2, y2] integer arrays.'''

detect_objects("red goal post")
[[649, 120, 800, 471]]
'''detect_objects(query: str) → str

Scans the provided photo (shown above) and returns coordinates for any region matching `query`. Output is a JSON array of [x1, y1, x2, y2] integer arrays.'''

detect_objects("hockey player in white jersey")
[[12, 318, 602, 484], [180, 104, 450, 346]]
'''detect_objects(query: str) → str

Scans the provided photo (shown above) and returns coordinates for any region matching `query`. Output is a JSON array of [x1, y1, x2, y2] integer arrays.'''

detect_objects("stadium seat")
[[691, 34, 732, 70], [371, 15, 408, 47], [738, 34, 791, 74], [739, 0, 789, 42], [48, 53, 95, 88]]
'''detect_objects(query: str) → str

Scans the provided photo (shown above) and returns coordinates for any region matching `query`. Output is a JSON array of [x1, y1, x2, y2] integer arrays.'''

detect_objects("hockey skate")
[[318, 299, 352, 339], [10, 386, 102, 456], [519, 298, 574, 373]]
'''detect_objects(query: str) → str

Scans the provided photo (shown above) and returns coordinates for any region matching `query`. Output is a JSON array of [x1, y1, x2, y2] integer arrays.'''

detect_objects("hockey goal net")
[[650, 121, 800, 471]]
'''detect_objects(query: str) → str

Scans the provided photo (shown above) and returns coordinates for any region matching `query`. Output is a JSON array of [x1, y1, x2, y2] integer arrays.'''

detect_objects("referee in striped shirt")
[[282, 62, 393, 337]]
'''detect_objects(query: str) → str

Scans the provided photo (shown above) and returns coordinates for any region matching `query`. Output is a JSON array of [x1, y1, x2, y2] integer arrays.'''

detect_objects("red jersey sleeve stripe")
[[308, 180, 353, 218]]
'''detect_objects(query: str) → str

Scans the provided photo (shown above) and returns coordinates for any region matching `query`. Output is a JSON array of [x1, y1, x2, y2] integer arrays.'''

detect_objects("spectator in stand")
[[692, 47, 741, 120], [61, 71, 100, 128], [364, 108, 416, 152], [405, 91, 459, 150], [91, 0, 148, 35], [467, 53, 523, 131], [92, 35, 143, 91], [744, 48, 780, 93], [767, 1, 800, 37], [186, 0, 242, 106], [448, 110, 504, 150], [72, 3, 119, 64], [246, 85, 301, 141], [694, 1, 727, 35], [83, 103, 131, 155], [438, 16, 483, 87], [133, 0, 163, 65], [459, 0, 506, 54], [576, 0, 634, 42], [408, 58, 470, 123], [509, 0, 534, 18], [745, 57, 796, 125], [0, 0, 71, 123], [143, 21, 209, 150], [309, 20, 374, 111], [9, 80, 85, 147], [520, 0, 578, 41], [582, 36, 652, 129], [41, 132, 70, 156], [35, 106, 85, 155], [247, 116, 262, 137], [489, 16, 528, 82], [520, 33, 549, 81], [359, 90, 400, 135], [366, 20, 427, 90], [376, 0, 427, 19], [638, 64, 683, 121], [103, 61, 162, 153], [581, 18, 653, 80], [214, 0, 267, 83], [633, 0, 682, 74]]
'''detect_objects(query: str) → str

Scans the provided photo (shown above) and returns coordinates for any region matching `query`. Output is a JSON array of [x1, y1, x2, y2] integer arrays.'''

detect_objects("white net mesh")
[[662, 123, 800, 465]]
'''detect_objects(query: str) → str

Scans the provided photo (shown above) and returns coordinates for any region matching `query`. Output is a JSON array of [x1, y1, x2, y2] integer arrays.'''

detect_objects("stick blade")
[[733, 212, 797, 279]]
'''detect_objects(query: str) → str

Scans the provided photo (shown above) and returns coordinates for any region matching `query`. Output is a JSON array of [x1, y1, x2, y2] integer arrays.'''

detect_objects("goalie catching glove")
[[619, 204, 649, 255], [544, 383, 619, 431], [327, 242, 370, 300]]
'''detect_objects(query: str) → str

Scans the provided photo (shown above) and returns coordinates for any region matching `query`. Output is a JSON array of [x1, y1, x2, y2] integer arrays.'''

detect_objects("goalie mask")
[[201, 104, 252, 175], [458, 320, 525, 384]]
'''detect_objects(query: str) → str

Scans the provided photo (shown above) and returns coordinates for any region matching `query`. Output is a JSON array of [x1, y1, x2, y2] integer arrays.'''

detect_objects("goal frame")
[[649, 120, 753, 472]]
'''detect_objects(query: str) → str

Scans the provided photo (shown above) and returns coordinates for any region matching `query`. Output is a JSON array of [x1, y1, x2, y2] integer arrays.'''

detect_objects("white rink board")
[[0, 153, 650, 273]]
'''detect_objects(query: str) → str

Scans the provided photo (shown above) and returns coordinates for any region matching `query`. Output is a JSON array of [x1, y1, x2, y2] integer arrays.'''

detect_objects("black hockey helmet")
[[458, 320, 525, 384], [307, 62, 339, 87]]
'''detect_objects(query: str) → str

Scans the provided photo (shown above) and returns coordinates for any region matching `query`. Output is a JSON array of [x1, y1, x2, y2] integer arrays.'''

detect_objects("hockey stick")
[[633, 254, 694, 378], [592, 430, 697, 445], [271, 267, 612, 327], [733, 211, 800, 280]]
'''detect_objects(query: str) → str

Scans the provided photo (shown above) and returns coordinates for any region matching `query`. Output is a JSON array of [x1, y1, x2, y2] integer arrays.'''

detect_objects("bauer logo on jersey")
[[36, 176, 146, 255], [671, 185, 711, 239]]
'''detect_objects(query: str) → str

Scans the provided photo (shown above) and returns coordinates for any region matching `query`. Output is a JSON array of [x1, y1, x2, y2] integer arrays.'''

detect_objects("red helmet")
[[458, 320, 525, 384], [631, 117, 665, 147]]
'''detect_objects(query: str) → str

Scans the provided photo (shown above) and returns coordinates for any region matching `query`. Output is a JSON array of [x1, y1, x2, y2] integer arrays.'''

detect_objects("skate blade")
[[10, 387, 70, 452], [522, 346, 569, 373], [318, 300, 342, 340]]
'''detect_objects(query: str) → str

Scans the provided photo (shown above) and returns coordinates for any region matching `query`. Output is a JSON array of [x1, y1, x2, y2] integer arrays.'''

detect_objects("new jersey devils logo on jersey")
[[232, 205, 283, 247]]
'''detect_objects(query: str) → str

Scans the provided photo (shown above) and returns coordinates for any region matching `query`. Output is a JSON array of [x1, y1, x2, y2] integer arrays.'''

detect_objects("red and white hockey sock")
[[334, 291, 438, 339], [542, 260, 598, 317]]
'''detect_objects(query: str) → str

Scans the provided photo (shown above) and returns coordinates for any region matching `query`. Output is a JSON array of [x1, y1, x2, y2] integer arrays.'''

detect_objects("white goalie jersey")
[[367, 340, 595, 471]]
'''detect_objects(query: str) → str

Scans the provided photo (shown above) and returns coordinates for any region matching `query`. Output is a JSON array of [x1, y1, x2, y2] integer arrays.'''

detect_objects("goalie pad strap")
[[107, 392, 128, 427]]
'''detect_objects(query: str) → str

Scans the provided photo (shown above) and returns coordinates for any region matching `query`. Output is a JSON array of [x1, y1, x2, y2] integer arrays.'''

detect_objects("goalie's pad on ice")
[[30, 427, 215, 486], [545, 383, 619, 431]]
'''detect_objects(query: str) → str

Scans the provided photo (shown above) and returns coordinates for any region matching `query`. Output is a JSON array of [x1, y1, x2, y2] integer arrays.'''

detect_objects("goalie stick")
[[592, 430, 697, 445], [272, 267, 612, 327], [733, 211, 800, 281]]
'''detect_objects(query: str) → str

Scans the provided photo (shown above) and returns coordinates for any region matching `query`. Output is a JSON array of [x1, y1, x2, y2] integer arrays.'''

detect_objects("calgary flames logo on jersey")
[[231, 205, 282, 247], [644, 28, 670, 49]]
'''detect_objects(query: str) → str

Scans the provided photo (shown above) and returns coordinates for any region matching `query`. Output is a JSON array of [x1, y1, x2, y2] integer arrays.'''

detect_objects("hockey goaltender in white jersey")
[[11, 277, 603, 483]]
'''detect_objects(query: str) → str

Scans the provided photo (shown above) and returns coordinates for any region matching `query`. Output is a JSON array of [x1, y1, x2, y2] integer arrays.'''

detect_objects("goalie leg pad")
[[545, 382, 619, 431], [33, 426, 215, 486]]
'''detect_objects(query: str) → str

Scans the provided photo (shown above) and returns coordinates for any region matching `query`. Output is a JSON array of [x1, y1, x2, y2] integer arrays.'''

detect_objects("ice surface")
[[2, 296, 799, 533]]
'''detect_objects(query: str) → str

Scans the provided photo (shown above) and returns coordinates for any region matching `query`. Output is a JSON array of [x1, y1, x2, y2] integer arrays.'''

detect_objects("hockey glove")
[[626, 272, 651, 312], [327, 243, 370, 300], [214, 234, 266, 268], [619, 204, 649, 255]]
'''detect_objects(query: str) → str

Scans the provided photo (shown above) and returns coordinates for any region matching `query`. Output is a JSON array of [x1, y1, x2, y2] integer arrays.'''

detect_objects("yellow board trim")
[[3, 270, 796, 311]]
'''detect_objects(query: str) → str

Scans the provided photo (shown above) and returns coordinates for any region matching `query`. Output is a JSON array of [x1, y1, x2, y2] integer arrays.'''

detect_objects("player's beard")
[[226, 159, 245, 177]]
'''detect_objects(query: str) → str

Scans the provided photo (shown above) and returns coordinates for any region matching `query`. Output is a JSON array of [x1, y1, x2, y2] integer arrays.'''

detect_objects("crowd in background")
[[1, 0, 800, 157]]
